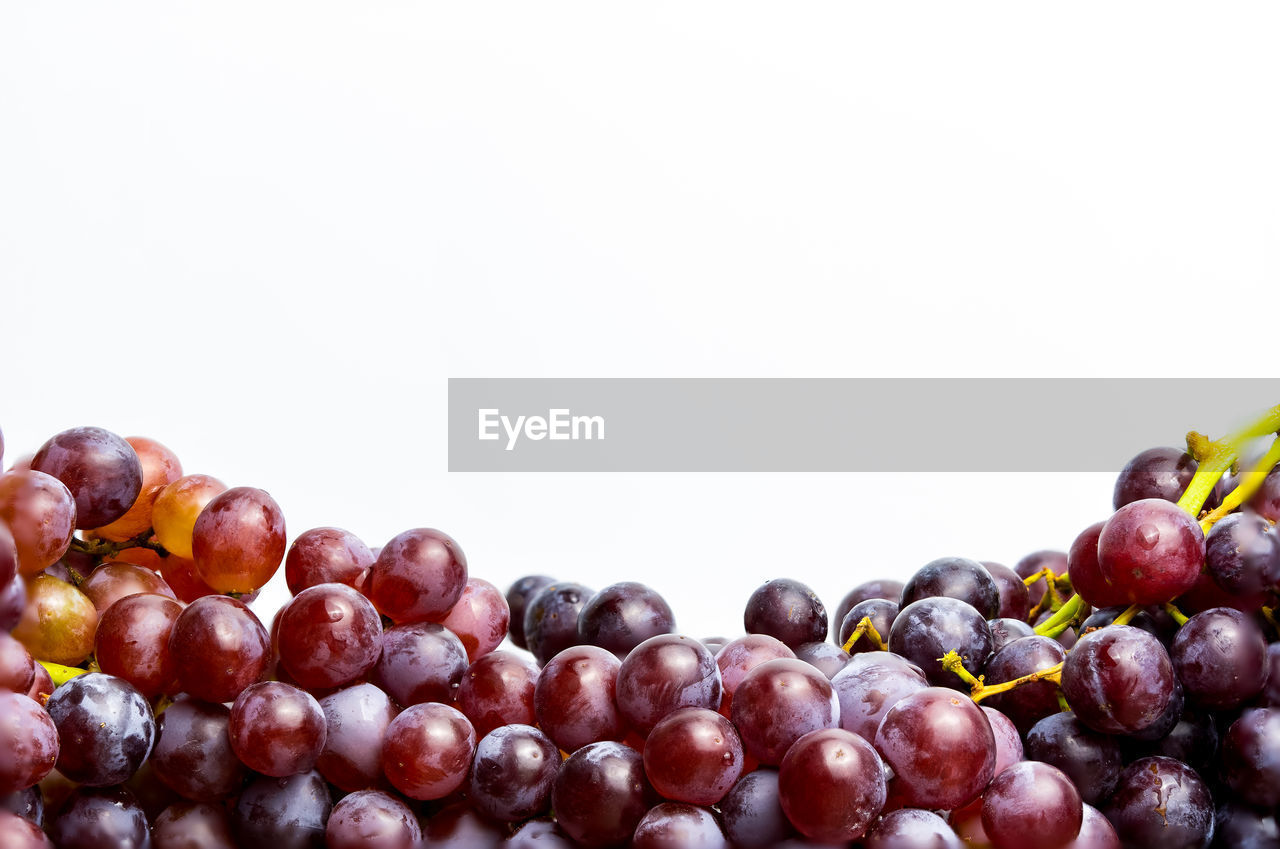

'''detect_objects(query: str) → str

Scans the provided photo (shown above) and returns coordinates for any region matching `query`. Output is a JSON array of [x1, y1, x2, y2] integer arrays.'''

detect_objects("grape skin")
[[1060, 624, 1176, 736], [0, 692, 58, 795], [45, 672, 155, 787]]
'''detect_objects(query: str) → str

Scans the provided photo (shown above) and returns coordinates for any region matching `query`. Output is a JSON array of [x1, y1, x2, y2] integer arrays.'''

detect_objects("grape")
[[374, 621, 468, 706], [169, 594, 271, 703], [366, 527, 468, 624], [381, 702, 476, 800], [0, 810, 52, 849], [1125, 707, 1218, 778], [982, 705, 1024, 775], [862, 808, 963, 849], [731, 657, 839, 764], [439, 576, 511, 662], [616, 633, 722, 734], [94, 592, 183, 698], [1060, 624, 1176, 736], [315, 682, 397, 791], [0, 471, 76, 576], [152, 801, 236, 849], [1213, 802, 1280, 849], [743, 578, 828, 648], [830, 651, 928, 742], [31, 426, 142, 530], [551, 741, 657, 849], [283, 526, 374, 594], [191, 486, 287, 593], [94, 435, 183, 542], [11, 573, 98, 666], [980, 760, 1082, 849], [988, 616, 1035, 651], [505, 574, 556, 650], [154, 553, 220, 603], [0, 573, 25, 632], [577, 581, 676, 657], [534, 644, 625, 752], [888, 596, 992, 688], [1103, 756, 1213, 849], [644, 707, 744, 805], [983, 635, 1067, 733], [325, 790, 421, 849], [901, 556, 1001, 620], [1113, 446, 1204, 508], [631, 803, 728, 849], [458, 649, 539, 738], [504, 818, 578, 848], [1016, 549, 1068, 609], [1097, 498, 1205, 604], [229, 681, 326, 777], [0, 632, 34, 693], [1204, 512, 1280, 596], [275, 582, 383, 690], [793, 641, 851, 678], [151, 697, 246, 801], [1024, 712, 1123, 807], [24, 661, 52, 703], [779, 727, 886, 843], [0, 692, 58, 794], [50, 785, 150, 849], [230, 770, 332, 849], [45, 672, 155, 786], [468, 723, 560, 822], [0, 520, 16, 591], [523, 581, 594, 665], [714, 633, 796, 717], [1250, 465, 1280, 522], [872, 686, 996, 810], [1066, 804, 1120, 849], [0, 784, 42, 826], [718, 768, 798, 848], [421, 801, 508, 848], [1222, 707, 1280, 807], [1067, 520, 1127, 608], [81, 559, 176, 612], [152, 474, 227, 560], [1171, 606, 1269, 709], [833, 579, 905, 640], [983, 560, 1031, 621], [838, 598, 898, 655]]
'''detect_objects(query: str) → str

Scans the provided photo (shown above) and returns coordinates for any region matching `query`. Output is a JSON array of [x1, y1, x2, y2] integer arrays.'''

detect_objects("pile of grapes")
[[2, 412, 1280, 849]]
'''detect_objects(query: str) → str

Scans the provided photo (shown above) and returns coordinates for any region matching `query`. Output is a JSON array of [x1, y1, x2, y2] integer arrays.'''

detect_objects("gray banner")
[[447, 379, 1280, 472]]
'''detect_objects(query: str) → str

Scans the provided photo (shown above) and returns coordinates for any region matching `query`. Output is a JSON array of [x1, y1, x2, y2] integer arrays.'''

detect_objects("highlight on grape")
[[1, 405, 1280, 848]]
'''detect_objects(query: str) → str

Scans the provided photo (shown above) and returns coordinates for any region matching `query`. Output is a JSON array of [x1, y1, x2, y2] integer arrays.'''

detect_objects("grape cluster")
[[2, 419, 1280, 849]]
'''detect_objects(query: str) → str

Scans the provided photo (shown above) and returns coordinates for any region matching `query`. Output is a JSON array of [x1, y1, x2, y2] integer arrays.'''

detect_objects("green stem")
[[1177, 404, 1280, 518], [1163, 602, 1190, 627], [1199, 436, 1280, 533], [1033, 592, 1087, 638], [39, 660, 88, 688]]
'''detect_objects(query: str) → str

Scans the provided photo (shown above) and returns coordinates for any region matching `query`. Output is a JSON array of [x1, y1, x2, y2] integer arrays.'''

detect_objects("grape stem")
[[841, 616, 888, 653], [1177, 404, 1280, 520], [1110, 603, 1142, 627], [1032, 592, 1088, 638], [1198, 436, 1280, 533], [39, 660, 88, 689], [1025, 568, 1071, 621], [938, 650, 1064, 704], [69, 530, 169, 559], [1162, 602, 1190, 627]]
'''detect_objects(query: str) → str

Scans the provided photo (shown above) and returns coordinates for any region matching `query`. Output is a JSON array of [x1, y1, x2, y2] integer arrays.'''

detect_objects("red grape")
[[644, 707, 744, 805], [0, 471, 75, 576], [439, 576, 510, 663], [1097, 498, 1205, 604], [980, 760, 1082, 849], [275, 582, 382, 691], [191, 486, 287, 593], [94, 592, 182, 698], [366, 527, 467, 624], [0, 692, 58, 794], [31, 426, 142, 530], [284, 526, 374, 595], [381, 702, 476, 800], [229, 681, 327, 777], [168, 595, 271, 704], [778, 727, 886, 843]]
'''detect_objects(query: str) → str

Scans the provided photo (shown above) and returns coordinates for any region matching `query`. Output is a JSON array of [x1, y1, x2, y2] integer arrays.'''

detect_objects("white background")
[[2, 4, 1277, 639]]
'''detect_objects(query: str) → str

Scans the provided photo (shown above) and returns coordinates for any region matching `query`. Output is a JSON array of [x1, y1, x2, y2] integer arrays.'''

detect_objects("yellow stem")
[[842, 616, 888, 653], [39, 660, 89, 688], [1177, 404, 1280, 518], [1199, 436, 1280, 534]]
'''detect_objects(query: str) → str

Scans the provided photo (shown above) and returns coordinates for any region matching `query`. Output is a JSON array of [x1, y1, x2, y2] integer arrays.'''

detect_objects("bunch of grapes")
[[2, 407, 1280, 849]]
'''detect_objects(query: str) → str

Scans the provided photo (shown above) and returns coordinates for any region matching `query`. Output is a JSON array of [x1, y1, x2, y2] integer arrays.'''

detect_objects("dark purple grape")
[[577, 581, 675, 656], [833, 579, 905, 642], [1222, 707, 1280, 807], [830, 651, 928, 742], [230, 770, 332, 849], [152, 801, 236, 849], [862, 808, 963, 849], [506, 575, 556, 650], [504, 818, 577, 849], [1068, 520, 1128, 608], [523, 582, 594, 665], [616, 634, 722, 734], [0, 811, 51, 849], [1213, 802, 1280, 849], [631, 803, 727, 849], [1125, 707, 1218, 778], [45, 672, 155, 786], [1113, 446, 1205, 509], [0, 785, 42, 827], [714, 634, 795, 718], [1250, 466, 1280, 522], [1097, 498, 1206, 604], [0, 692, 57, 795], [743, 578, 828, 649], [283, 527, 374, 595], [1016, 550, 1068, 610], [983, 560, 1031, 621], [315, 683, 398, 792], [981, 760, 1082, 849], [468, 724, 559, 822], [1261, 642, 1280, 707], [366, 527, 467, 624], [719, 768, 797, 849], [458, 650, 539, 738], [50, 786, 149, 849], [0, 573, 24, 632], [552, 741, 658, 849], [888, 596, 992, 688], [229, 681, 326, 777], [983, 635, 1067, 733], [275, 582, 383, 691], [838, 598, 898, 655], [1171, 607, 1269, 708], [31, 426, 142, 530], [731, 658, 839, 765], [381, 702, 476, 800], [644, 707, 744, 805], [779, 727, 886, 843], [872, 687, 995, 811], [151, 697, 245, 801], [901, 557, 1000, 620], [988, 617, 1036, 652], [534, 644, 624, 752], [1060, 624, 1176, 736], [325, 790, 421, 849], [1103, 756, 1213, 849], [1205, 513, 1280, 596], [374, 621, 468, 706], [1024, 712, 1122, 806], [168, 595, 271, 704], [793, 641, 850, 679]]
